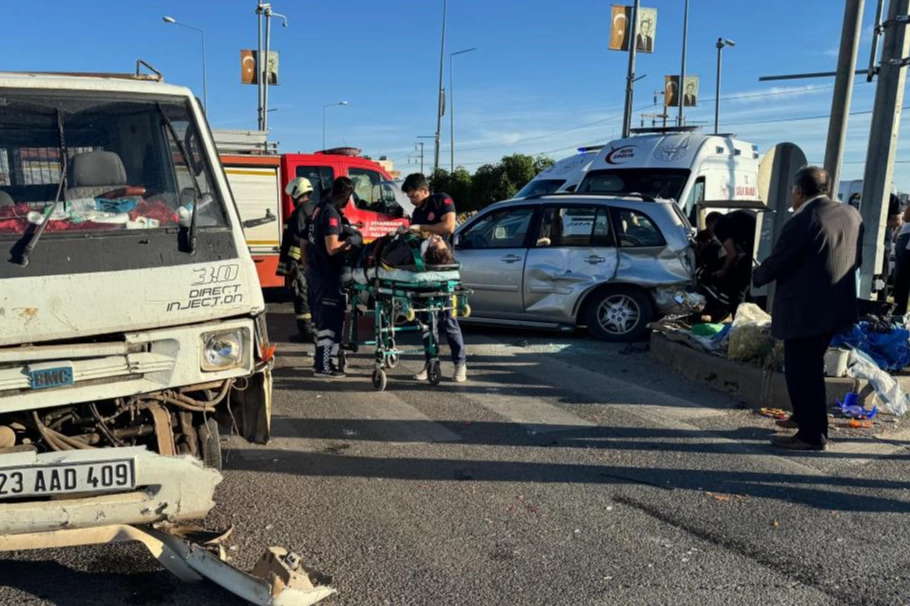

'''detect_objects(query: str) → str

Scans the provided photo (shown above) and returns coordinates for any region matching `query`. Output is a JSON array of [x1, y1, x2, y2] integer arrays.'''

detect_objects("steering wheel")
[[101, 186, 147, 199]]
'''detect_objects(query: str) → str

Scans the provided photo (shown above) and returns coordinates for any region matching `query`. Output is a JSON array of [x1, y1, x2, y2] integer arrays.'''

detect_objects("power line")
[[452, 85, 836, 155]]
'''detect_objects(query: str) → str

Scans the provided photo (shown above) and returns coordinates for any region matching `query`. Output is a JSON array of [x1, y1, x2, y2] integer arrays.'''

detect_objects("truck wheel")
[[585, 287, 653, 342], [198, 418, 223, 471]]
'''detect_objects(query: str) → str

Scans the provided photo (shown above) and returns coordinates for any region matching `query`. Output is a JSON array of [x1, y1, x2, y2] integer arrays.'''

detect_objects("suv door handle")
[[501, 254, 522, 263], [585, 255, 606, 264]]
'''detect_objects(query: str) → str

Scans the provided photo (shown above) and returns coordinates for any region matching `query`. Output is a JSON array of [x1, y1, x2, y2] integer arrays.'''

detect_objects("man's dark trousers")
[[308, 267, 344, 373], [421, 309, 466, 365], [784, 334, 833, 445]]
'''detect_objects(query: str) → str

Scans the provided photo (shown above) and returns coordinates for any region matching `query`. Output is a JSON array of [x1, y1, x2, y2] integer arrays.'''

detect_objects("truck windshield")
[[0, 92, 227, 238], [578, 168, 690, 202], [515, 178, 566, 199]]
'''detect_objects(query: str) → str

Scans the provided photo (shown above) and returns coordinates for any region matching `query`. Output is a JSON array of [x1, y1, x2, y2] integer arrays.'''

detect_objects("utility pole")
[[255, 2, 288, 132], [824, 0, 866, 201], [859, 0, 910, 298], [678, 0, 690, 126], [416, 142, 425, 173], [256, 1, 264, 131], [434, 0, 448, 173], [621, 0, 640, 138]]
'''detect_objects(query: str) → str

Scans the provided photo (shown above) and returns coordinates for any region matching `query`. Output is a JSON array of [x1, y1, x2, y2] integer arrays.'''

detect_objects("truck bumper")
[[0, 446, 219, 536]]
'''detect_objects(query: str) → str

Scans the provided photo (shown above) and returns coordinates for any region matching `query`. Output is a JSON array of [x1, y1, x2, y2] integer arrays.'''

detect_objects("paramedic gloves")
[[349, 232, 364, 247]]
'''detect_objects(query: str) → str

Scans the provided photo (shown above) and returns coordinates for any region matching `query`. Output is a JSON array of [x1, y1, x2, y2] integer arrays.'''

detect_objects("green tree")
[[470, 163, 514, 210], [500, 153, 537, 192]]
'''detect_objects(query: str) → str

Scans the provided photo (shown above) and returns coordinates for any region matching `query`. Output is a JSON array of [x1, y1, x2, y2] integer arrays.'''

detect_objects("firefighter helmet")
[[285, 177, 314, 200]]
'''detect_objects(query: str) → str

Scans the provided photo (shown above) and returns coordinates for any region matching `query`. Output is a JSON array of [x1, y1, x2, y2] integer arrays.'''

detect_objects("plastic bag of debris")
[[727, 303, 774, 363], [846, 348, 910, 416]]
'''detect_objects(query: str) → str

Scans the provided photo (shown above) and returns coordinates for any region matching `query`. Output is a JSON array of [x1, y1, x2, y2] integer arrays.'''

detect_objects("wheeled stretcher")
[[341, 264, 470, 391]]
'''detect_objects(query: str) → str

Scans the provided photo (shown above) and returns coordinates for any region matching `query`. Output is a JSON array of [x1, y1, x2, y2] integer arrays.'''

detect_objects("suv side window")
[[459, 207, 535, 249], [535, 206, 600, 247], [349, 167, 384, 210], [610, 208, 666, 247]]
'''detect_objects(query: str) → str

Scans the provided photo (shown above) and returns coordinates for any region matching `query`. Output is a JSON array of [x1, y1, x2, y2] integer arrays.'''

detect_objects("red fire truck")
[[216, 131, 412, 288]]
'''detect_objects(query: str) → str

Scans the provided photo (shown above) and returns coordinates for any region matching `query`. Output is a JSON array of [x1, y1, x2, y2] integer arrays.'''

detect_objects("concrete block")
[[649, 332, 676, 367], [650, 332, 874, 412]]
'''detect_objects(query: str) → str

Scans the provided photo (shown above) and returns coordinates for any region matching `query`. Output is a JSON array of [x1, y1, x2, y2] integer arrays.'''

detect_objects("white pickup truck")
[[0, 68, 331, 605]]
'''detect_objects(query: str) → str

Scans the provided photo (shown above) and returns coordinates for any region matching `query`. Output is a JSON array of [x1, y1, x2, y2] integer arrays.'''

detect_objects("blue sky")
[[4, 1, 908, 189]]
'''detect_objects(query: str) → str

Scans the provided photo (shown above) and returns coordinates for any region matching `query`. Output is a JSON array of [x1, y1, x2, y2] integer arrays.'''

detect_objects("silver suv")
[[453, 194, 696, 341]]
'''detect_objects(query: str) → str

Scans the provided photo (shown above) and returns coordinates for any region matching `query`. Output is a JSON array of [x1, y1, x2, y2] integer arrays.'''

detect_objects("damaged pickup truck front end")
[[0, 70, 332, 605]]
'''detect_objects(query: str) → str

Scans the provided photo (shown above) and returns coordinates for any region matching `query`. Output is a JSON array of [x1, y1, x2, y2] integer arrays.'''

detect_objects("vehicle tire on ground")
[[585, 286, 654, 342], [198, 418, 223, 471]]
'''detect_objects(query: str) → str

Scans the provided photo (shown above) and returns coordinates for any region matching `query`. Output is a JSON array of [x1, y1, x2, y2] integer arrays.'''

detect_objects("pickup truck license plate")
[[28, 364, 74, 390], [0, 459, 135, 499]]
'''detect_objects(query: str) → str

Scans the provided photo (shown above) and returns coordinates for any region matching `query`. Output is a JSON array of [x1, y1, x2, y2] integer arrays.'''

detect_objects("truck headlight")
[[201, 329, 248, 371]]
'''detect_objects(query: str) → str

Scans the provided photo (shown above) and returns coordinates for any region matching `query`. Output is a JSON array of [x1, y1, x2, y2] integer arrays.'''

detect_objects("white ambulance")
[[576, 128, 761, 221], [514, 145, 604, 198]]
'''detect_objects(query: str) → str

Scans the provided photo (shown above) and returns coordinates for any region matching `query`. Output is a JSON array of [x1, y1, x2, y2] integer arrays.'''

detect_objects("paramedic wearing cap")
[[277, 177, 317, 343], [308, 176, 360, 379], [400, 172, 467, 383]]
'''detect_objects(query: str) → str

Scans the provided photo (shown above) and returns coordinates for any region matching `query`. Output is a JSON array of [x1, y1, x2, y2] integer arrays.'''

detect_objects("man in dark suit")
[[752, 166, 863, 451]]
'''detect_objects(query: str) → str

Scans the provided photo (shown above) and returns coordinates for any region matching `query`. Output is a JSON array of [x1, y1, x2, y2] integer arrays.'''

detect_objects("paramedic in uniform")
[[400, 173, 467, 383], [308, 177, 360, 379], [277, 177, 316, 343]]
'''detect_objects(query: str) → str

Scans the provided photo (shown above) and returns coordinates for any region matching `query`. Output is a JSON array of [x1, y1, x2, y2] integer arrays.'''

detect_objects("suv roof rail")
[[524, 191, 659, 203], [629, 126, 700, 135]]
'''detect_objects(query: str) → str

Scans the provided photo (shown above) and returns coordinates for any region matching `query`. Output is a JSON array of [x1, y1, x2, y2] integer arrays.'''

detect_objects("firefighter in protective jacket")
[[277, 177, 317, 342]]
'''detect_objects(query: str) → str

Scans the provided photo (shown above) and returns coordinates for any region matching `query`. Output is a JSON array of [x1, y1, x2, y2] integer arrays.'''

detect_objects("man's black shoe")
[[771, 435, 826, 451], [313, 369, 346, 380], [775, 417, 799, 430]]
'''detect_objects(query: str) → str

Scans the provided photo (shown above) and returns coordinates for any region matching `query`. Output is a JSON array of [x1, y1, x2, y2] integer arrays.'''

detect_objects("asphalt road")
[[3, 302, 910, 606]]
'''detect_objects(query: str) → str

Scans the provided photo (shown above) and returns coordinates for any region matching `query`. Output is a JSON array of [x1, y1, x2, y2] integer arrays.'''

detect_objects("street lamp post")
[[714, 38, 736, 134], [163, 16, 207, 113], [434, 0, 449, 173], [323, 101, 348, 150], [450, 47, 477, 173]]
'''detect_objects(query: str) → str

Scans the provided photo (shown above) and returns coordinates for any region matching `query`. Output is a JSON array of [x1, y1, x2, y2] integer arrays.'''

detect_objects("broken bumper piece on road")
[[0, 524, 335, 605], [0, 447, 334, 605]]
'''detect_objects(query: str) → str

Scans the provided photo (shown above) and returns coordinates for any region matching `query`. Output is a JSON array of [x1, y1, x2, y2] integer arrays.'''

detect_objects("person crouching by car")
[[400, 173, 467, 383], [892, 202, 910, 317], [705, 210, 756, 316], [307, 176, 361, 379], [694, 229, 734, 321]]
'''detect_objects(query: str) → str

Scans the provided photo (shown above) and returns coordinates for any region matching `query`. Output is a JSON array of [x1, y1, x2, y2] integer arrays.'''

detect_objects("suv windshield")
[[578, 168, 690, 201], [515, 178, 566, 199], [0, 92, 227, 238]]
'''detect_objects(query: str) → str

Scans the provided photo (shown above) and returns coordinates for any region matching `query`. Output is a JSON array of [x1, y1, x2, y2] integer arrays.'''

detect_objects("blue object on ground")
[[830, 322, 910, 371], [837, 392, 878, 419]]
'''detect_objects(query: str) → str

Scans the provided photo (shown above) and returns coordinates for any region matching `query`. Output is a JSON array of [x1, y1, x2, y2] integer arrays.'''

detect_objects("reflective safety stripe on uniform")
[[316, 329, 335, 348], [288, 246, 302, 261]]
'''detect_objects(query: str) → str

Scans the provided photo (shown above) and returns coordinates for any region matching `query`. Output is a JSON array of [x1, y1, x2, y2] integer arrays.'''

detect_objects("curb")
[[649, 332, 872, 411]]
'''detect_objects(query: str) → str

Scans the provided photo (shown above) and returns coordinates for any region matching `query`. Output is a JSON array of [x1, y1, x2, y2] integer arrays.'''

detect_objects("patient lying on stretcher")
[[342, 230, 458, 285], [346, 229, 455, 270]]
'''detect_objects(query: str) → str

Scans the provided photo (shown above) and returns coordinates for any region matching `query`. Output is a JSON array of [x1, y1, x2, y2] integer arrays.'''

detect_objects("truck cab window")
[[0, 95, 229, 237]]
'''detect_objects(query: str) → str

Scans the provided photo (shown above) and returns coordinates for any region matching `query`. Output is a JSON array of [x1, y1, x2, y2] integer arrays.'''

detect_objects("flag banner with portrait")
[[609, 5, 657, 53], [240, 50, 280, 85], [664, 75, 699, 107]]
